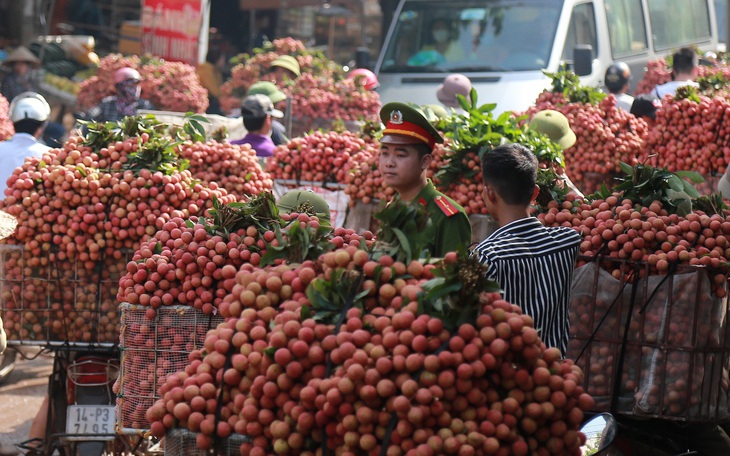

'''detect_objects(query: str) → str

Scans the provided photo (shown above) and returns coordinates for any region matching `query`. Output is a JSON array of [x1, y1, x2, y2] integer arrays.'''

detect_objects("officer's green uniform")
[[380, 102, 472, 257], [412, 179, 471, 257]]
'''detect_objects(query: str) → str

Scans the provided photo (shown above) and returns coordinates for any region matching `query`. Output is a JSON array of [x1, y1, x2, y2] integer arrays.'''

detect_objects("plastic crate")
[[568, 257, 730, 422], [164, 429, 250, 455], [116, 303, 224, 432], [0, 244, 133, 344]]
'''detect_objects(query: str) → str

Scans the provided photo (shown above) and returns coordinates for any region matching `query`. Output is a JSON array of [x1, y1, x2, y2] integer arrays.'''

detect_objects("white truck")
[[374, 0, 727, 113]]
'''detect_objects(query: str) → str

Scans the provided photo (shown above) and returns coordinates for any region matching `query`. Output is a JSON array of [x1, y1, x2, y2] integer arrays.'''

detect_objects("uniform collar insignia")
[[390, 110, 403, 124]]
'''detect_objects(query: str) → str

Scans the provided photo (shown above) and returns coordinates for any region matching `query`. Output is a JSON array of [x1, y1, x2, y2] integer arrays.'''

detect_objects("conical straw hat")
[[3, 46, 41, 66], [0, 211, 18, 241]]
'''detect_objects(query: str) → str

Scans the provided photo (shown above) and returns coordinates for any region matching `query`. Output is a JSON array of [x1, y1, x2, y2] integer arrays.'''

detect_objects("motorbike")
[[17, 346, 122, 456], [579, 412, 730, 455], [580, 412, 618, 454]]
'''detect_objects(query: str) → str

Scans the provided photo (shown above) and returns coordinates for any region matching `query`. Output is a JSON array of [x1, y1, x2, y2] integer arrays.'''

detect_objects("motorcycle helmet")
[[436, 73, 472, 108], [604, 62, 631, 93], [9, 91, 51, 123], [348, 68, 379, 91], [114, 67, 142, 84]]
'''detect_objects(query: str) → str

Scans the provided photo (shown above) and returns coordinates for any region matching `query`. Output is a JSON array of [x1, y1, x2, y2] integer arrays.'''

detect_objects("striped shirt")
[[473, 217, 581, 355]]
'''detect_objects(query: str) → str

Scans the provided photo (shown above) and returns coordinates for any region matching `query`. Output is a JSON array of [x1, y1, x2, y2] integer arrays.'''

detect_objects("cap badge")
[[389, 110, 403, 124]]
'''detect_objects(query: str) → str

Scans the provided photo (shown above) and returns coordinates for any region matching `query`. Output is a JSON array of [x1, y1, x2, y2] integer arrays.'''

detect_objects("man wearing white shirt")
[[0, 92, 51, 197], [604, 62, 634, 112], [651, 47, 699, 99]]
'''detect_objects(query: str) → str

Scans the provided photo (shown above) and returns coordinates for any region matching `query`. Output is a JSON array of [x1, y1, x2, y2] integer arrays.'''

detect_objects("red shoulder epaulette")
[[434, 195, 458, 217]]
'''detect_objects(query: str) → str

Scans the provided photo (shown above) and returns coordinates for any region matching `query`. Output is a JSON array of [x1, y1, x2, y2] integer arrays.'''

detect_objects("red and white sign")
[[141, 0, 209, 64]]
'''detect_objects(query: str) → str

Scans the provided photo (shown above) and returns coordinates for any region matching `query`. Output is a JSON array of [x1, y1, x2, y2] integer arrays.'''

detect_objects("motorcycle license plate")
[[65, 405, 116, 440]]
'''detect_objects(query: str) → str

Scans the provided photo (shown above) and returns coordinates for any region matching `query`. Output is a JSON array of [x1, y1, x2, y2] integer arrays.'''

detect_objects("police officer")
[[604, 62, 634, 112], [378, 102, 472, 257]]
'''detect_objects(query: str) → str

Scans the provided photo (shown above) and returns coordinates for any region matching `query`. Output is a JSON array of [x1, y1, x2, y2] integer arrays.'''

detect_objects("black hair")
[[481, 143, 538, 205], [630, 93, 659, 120], [672, 47, 698, 75], [243, 115, 266, 132], [413, 142, 433, 158], [13, 119, 44, 135], [206, 48, 222, 65]]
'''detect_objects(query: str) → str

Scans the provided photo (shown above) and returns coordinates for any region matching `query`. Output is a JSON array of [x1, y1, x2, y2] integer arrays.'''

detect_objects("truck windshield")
[[379, 0, 561, 73]]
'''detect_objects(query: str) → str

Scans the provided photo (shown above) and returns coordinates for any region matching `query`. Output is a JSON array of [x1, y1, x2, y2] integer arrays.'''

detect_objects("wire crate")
[[568, 256, 730, 422], [164, 429, 251, 456], [0, 244, 133, 345], [117, 303, 224, 432]]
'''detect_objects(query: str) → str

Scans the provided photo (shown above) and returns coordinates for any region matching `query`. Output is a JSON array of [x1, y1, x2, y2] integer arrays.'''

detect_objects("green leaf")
[[300, 305, 312, 320], [391, 228, 412, 262], [153, 242, 163, 255], [619, 161, 633, 175], [264, 347, 277, 361], [675, 170, 704, 184], [469, 87, 478, 110], [681, 180, 700, 198], [667, 175, 684, 192]]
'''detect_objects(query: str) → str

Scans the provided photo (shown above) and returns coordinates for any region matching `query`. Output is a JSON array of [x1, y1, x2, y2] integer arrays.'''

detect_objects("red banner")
[[141, 0, 204, 64]]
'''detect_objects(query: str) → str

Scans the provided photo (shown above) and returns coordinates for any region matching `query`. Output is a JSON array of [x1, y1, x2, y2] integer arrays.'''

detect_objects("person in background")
[[651, 47, 699, 99], [436, 73, 472, 110], [270, 55, 300, 83], [528, 110, 584, 198], [1, 46, 41, 102], [42, 121, 66, 148], [378, 102, 472, 256], [232, 94, 283, 159], [86, 67, 154, 122], [604, 62, 634, 112], [277, 189, 331, 227], [0, 92, 51, 196], [246, 81, 289, 145], [473, 143, 581, 355], [630, 93, 661, 122], [196, 48, 226, 115], [408, 18, 465, 66]]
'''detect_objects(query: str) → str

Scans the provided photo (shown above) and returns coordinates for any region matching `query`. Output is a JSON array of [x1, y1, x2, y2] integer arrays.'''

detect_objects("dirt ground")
[[0, 352, 53, 455]]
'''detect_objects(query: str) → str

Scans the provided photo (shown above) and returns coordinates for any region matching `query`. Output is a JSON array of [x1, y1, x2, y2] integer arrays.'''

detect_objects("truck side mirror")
[[573, 45, 593, 76]]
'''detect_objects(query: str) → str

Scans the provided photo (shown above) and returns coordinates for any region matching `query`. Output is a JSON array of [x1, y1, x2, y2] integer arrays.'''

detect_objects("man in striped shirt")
[[473, 143, 581, 355]]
